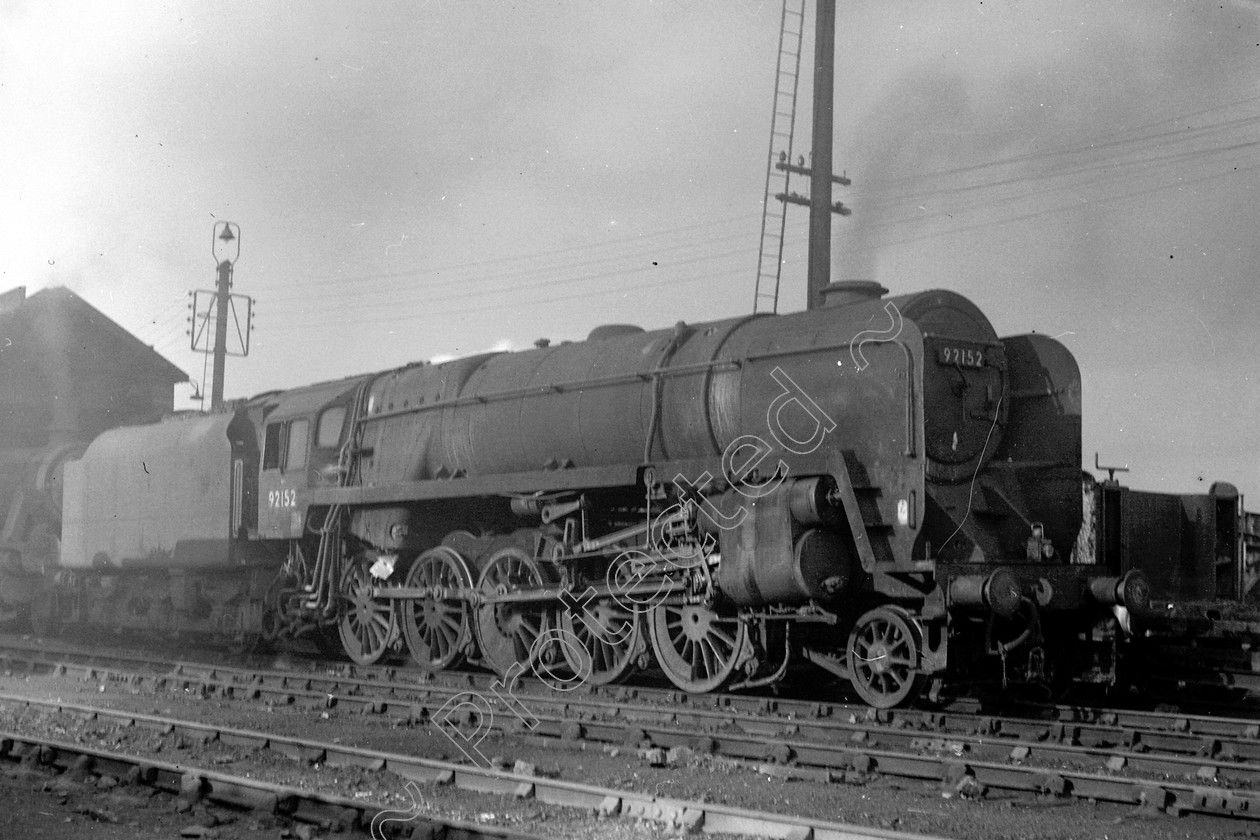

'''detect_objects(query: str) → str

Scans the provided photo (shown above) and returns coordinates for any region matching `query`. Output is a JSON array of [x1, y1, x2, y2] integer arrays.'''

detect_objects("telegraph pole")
[[210, 222, 240, 411], [806, 0, 836, 311]]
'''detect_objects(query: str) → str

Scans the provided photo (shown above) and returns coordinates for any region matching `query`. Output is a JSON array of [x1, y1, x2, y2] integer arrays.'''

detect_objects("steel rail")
[[0, 729, 541, 839], [9, 646, 1260, 820], [7, 637, 1260, 770], [89, 660, 1260, 789], [9, 640, 1260, 766], [0, 693, 951, 840], [6, 633, 1260, 747]]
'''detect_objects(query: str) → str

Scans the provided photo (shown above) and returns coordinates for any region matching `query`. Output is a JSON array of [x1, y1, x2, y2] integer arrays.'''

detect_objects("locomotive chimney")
[[819, 280, 888, 307]]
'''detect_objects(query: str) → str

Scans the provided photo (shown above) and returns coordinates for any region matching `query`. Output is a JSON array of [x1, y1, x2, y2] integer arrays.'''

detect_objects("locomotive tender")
[[42, 280, 1148, 707]]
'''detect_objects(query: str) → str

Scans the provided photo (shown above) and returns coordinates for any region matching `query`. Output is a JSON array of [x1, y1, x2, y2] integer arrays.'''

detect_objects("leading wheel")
[[401, 546, 475, 673], [847, 605, 924, 708], [337, 561, 397, 665], [473, 548, 555, 678], [649, 603, 748, 693]]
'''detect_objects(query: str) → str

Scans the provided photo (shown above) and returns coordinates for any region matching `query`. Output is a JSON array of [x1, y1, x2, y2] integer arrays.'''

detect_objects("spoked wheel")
[[560, 597, 644, 686], [337, 560, 397, 665], [847, 605, 924, 708], [474, 547, 555, 677], [649, 602, 748, 693], [401, 546, 475, 673]]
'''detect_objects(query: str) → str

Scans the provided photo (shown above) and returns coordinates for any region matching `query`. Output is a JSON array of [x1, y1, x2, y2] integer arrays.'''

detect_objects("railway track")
[[12, 633, 1260, 741], [3, 635, 1260, 822], [6, 634, 1259, 750], [0, 691, 952, 840], [0, 729, 541, 840]]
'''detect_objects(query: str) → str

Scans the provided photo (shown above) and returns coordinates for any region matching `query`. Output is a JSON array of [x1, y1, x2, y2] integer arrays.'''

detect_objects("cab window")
[[263, 423, 283, 470], [317, 406, 347, 448], [263, 418, 310, 472], [286, 419, 309, 471]]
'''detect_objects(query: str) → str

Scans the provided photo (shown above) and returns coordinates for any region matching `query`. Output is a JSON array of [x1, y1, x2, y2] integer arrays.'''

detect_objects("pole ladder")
[[752, 0, 807, 314]]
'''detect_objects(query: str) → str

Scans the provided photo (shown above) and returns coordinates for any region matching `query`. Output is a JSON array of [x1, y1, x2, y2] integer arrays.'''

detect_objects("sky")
[[1, 0, 1257, 501]]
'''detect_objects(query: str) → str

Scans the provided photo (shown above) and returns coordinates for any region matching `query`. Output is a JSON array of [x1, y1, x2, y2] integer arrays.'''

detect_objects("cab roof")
[[255, 374, 372, 420]]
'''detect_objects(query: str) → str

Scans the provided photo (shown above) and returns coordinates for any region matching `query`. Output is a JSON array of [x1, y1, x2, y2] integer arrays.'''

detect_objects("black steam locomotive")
[[14, 281, 1158, 707]]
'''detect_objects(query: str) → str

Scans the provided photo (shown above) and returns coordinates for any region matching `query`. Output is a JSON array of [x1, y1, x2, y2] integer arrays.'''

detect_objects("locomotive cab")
[[255, 376, 368, 540]]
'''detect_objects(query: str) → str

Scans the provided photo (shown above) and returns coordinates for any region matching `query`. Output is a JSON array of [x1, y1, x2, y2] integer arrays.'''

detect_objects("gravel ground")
[[0, 760, 281, 840], [0, 666, 1258, 840]]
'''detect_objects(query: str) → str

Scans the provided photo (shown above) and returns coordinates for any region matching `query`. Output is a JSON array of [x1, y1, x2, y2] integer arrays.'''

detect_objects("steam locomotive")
[[10, 281, 1157, 707]]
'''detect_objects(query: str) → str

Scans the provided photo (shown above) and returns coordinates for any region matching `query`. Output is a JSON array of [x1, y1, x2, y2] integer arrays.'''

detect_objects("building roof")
[[0, 285, 187, 385]]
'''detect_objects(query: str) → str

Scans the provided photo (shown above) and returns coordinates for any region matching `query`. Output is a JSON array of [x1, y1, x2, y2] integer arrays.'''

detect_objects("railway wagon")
[[1075, 477, 1260, 694], [1077, 477, 1258, 608], [41, 281, 1146, 707]]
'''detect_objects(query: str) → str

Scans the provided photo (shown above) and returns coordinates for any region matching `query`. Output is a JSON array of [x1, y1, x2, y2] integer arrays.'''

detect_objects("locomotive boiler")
[[39, 280, 1146, 707]]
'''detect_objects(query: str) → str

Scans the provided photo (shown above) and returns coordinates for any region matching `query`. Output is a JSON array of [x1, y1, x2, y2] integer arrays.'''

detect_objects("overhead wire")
[[839, 105, 1260, 246], [858, 139, 1260, 233], [185, 96, 1260, 344], [265, 211, 762, 295], [834, 96, 1260, 239], [261, 228, 757, 309], [259, 137, 1256, 333], [132, 297, 192, 344], [841, 159, 1260, 257], [262, 257, 754, 332], [148, 320, 191, 355], [261, 243, 757, 319], [864, 93, 1260, 192], [263, 245, 758, 327], [859, 131, 1260, 214]]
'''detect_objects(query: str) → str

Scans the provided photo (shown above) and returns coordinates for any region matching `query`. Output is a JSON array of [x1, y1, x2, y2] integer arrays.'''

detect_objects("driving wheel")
[[473, 547, 555, 677], [337, 560, 397, 665], [648, 602, 747, 693], [401, 546, 475, 673]]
